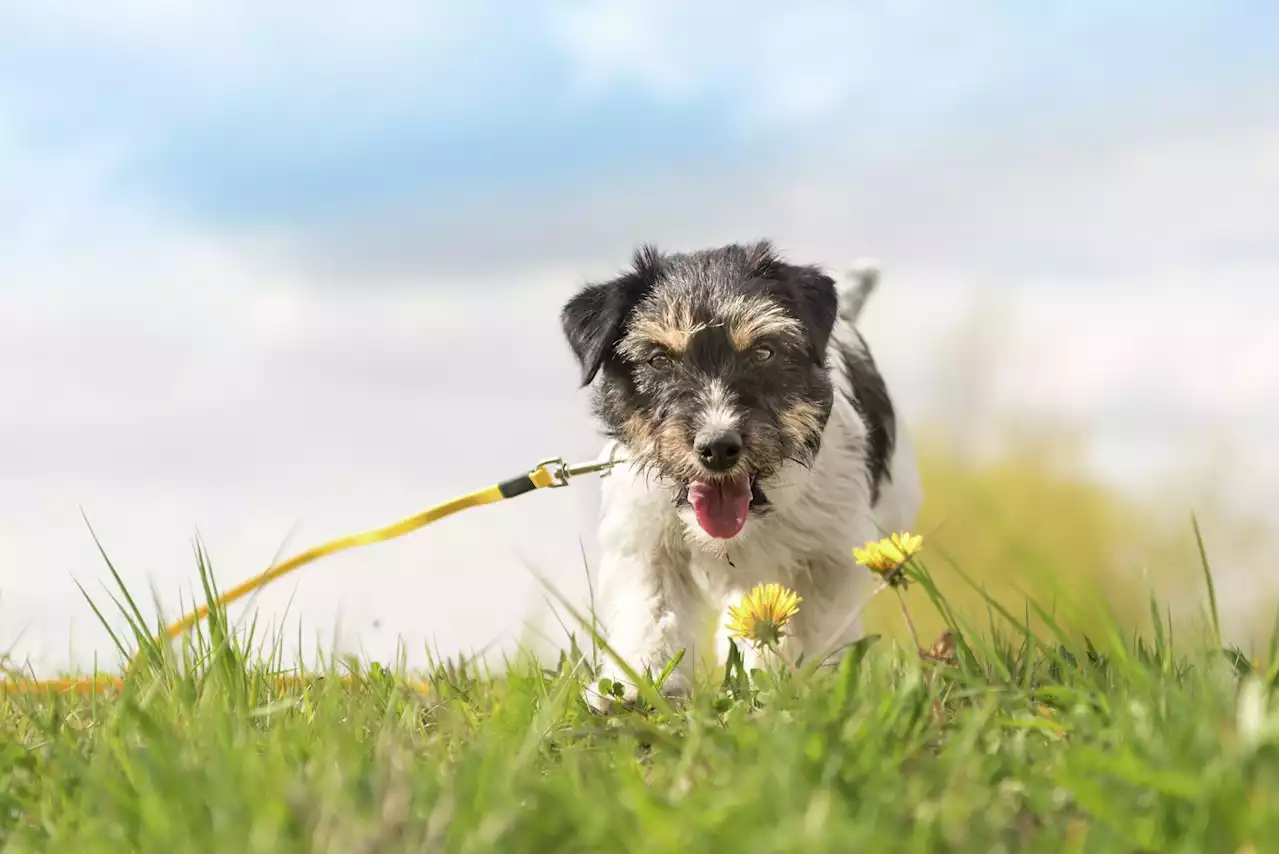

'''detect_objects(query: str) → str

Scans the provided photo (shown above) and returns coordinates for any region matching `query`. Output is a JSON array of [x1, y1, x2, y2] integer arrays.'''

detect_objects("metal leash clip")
[[537, 448, 627, 488]]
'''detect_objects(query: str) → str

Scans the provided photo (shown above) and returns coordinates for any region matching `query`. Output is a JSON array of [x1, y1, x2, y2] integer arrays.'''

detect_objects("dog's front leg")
[[586, 518, 696, 712]]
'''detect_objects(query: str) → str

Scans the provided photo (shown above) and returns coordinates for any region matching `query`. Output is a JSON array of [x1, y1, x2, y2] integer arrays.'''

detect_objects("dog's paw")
[[584, 668, 690, 714], [656, 670, 691, 699], [584, 673, 637, 714]]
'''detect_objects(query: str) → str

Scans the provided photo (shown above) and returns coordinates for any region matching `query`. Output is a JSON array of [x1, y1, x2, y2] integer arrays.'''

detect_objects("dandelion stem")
[[763, 640, 798, 675], [895, 587, 921, 651]]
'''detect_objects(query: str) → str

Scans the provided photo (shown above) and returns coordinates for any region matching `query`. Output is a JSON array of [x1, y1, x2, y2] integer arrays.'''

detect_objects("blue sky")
[[1, 1, 1274, 231]]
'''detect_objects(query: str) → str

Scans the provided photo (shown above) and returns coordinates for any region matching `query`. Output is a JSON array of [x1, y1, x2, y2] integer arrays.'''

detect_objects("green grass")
[[2, 542, 1276, 853]]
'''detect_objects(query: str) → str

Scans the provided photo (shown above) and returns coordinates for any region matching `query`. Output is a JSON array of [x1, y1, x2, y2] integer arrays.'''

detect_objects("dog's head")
[[561, 241, 839, 541]]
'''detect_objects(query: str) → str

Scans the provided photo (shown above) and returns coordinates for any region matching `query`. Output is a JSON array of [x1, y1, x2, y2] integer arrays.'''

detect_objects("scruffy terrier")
[[560, 241, 921, 709]]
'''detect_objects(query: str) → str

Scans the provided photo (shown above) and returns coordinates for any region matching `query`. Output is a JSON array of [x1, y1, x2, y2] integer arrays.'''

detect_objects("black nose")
[[695, 429, 743, 472]]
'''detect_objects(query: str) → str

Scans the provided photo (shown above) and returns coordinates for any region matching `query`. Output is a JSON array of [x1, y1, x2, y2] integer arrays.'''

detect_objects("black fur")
[[836, 333, 896, 504], [560, 246, 662, 386], [774, 263, 840, 367]]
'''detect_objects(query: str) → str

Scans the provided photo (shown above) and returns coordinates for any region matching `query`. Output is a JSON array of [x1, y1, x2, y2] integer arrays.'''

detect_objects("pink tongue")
[[688, 474, 753, 539]]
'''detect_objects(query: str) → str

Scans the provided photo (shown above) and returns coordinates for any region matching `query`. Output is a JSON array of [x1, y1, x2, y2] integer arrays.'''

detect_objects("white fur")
[[585, 296, 922, 711], [697, 378, 740, 435]]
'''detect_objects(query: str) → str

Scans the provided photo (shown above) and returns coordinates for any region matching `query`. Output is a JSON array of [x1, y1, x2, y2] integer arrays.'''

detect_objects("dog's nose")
[[695, 429, 743, 472]]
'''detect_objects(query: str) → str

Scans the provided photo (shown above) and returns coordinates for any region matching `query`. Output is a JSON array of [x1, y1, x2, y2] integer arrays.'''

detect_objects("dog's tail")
[[838, 258, 880, 327]]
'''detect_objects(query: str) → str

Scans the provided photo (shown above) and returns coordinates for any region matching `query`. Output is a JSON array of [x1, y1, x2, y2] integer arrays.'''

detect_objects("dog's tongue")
[[688, 474, 752, 539]]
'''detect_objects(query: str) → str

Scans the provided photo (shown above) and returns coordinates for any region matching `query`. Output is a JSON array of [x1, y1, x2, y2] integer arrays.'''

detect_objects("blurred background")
[[2, 2, 1276, 674]]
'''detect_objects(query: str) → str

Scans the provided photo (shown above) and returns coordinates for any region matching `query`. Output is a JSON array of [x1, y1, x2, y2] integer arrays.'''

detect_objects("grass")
[[2, 537, 1276, 853], [865, 433, 1278, 648]]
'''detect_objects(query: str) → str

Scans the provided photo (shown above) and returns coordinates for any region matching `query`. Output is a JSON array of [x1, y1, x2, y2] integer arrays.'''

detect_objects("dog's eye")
[[648, 353, 674, 370], [751, 344, 774, 364]]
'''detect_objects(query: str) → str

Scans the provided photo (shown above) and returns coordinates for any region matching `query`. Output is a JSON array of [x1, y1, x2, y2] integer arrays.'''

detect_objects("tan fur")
[[722, 295, 803, 351], [622, 291, 803, 359], [778, 400, 825, 447], [619, 294, 709, 357], [658, 420, 702, 480], [622, 412, 658, 456], [622, 316, 698, 355]]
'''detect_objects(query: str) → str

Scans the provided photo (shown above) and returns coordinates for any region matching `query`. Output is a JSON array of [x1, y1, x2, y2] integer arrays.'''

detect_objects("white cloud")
[[545, 0, 1006, 124]]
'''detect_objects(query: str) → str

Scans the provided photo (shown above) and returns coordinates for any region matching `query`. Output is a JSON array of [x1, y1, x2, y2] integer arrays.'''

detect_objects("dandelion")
[[725, 583, 802, 648], [854, 531, 924, 648], [852, 531, 923, 587]]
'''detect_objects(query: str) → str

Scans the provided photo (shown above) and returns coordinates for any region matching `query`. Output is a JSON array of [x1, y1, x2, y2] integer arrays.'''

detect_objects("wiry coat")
[[560, 242, 921, 709]]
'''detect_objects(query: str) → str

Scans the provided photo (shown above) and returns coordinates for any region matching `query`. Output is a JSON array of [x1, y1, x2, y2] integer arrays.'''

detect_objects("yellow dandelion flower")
[[725, 583, 802, 647], [853, 531, 923, 586]]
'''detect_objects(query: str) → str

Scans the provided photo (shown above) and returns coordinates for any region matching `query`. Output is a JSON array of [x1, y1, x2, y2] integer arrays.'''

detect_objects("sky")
[[1, 1, 1276, 672]]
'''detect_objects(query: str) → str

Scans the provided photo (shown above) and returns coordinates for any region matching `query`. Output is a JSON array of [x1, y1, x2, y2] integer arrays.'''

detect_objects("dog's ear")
[[560, 283, 628, 386], [561, 246, 661, 386], [783, 265, 840, 365]]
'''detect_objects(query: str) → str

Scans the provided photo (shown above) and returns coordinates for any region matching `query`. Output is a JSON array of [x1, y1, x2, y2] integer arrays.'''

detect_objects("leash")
[[1, 453, 624, 696]]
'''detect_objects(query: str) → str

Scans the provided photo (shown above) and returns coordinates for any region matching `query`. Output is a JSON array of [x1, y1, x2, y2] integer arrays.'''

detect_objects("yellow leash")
[[1, 454, 622, 696]]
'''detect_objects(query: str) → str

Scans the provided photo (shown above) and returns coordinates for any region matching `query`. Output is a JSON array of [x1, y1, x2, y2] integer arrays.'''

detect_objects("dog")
[[560, 241, 921, 710]]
